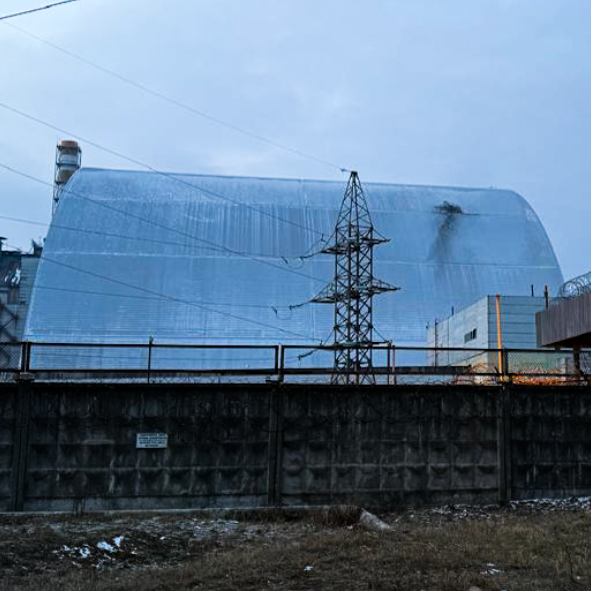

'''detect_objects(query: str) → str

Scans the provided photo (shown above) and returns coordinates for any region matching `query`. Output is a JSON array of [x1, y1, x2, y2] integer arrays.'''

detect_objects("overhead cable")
[[32, 284, 290, 310], [0, 100, 325, 237], [41, 255, 319, 341], [3, 19, 346, 173], [0, 161, 326, 284], [0, 0, 83, 21], [0, 212, 286, 259]]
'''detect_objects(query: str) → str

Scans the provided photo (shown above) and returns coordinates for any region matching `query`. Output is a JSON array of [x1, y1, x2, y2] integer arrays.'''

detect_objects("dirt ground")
[[1, 500, 591, 591]]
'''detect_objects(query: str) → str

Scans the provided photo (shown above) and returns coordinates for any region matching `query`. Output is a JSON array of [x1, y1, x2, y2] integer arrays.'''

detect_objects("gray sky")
[[1, 0, 589, 281]]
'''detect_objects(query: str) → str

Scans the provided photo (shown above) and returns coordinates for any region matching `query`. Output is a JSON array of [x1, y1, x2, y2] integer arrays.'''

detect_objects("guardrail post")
[[20, 341, 31, 374], [271, 345, 279, 378], [502, 349, 511, 384], [573, 348, 582, 384], [147, 336, 154, 384], [277, 345, 284, 383]]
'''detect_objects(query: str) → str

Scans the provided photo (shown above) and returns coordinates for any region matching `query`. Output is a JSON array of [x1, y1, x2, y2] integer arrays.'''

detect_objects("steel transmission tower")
[[312, 171, 398, 385]]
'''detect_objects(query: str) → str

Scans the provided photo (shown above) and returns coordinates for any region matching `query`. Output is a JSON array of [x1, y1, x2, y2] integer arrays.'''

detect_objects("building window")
[[464, 328, 477, 343]]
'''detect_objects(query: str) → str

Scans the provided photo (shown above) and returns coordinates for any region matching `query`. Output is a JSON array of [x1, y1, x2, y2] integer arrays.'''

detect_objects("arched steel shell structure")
[[25, 169, 563, 352]]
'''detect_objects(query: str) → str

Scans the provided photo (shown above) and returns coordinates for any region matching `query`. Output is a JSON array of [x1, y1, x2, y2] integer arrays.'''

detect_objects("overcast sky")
[[0, 0, 589, 281]]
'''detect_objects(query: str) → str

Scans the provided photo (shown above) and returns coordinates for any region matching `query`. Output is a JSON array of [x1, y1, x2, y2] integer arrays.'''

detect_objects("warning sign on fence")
[[136, 433, 168, 449]]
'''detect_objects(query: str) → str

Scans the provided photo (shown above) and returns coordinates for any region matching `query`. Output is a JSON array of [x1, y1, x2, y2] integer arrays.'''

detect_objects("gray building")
[[23, 169, 563, 369], [537, 271, 591, 349], [428, 295, 548, 351], [0, 240, 42, 367], [427, 295, 569, 374]]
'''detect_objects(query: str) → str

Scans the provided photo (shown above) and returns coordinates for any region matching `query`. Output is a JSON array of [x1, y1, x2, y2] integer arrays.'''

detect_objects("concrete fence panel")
[[2, 382, 591, 511]]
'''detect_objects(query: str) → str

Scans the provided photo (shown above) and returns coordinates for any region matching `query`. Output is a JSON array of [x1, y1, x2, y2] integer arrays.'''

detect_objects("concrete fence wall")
[[1, 382, 591, 512]]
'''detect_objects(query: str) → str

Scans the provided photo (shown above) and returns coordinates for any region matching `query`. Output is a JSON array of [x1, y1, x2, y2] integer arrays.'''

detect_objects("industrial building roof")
[[25, 168, 563, 350]]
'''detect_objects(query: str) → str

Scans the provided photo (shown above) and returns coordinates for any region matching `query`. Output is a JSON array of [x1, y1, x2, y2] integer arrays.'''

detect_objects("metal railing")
[[0, 341, 589, 384]]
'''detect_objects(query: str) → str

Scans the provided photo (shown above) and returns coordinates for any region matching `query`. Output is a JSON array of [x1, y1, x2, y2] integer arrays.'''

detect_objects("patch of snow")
[[10, 268, 21, 287], [510, 497, 591, 511], [481, 563, 502, 575], [57, 544, 92, 559], [97, 541, 117, 553], [78, 546, 91, 559]]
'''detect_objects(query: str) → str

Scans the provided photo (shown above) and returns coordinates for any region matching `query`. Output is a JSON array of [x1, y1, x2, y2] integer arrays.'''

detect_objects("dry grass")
[[1, 508, 591, 590]]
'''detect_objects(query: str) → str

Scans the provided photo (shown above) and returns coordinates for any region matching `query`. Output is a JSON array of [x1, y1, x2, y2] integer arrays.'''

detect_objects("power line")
[[0, 0, 83, 21], [0, 102, 325, 239], [40, 255, 319, 341], [33, 284, 289, 310], [0, 160, 327, 284], [3, 19, 346, 173], [0, 213, 280, 259], [4, 242, 24, 253]]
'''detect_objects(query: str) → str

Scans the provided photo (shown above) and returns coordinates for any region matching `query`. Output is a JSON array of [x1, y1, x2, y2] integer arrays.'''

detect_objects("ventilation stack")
[[53, 140, 81, 215]]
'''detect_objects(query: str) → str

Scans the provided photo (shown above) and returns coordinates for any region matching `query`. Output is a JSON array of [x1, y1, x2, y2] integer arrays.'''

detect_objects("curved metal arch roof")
[[25, 168, 563, 352]]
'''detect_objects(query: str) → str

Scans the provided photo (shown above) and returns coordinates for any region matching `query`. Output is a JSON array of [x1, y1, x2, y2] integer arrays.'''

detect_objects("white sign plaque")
[[136, 433, 168, 449]]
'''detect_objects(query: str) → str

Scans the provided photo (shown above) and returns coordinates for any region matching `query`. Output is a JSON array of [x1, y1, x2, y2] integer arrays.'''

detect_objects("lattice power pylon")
[[312, 171, 398, 385]]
